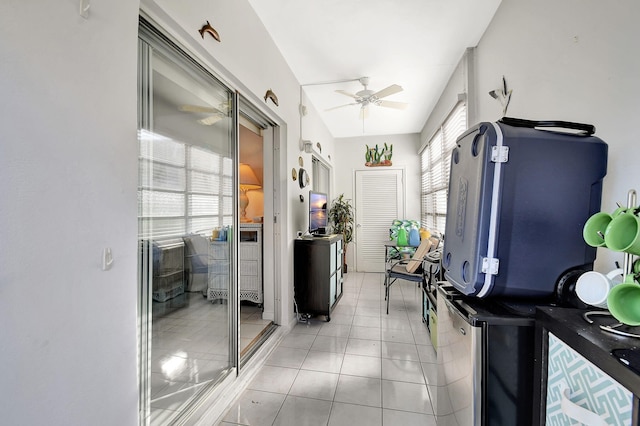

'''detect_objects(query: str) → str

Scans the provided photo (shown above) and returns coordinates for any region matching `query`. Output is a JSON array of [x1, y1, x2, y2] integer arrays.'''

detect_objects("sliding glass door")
[[138, 21, 238, 425]]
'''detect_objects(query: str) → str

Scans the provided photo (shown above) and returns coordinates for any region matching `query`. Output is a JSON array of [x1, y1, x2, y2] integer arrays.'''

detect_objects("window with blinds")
[[420, 102, 467, 233], [138, 129, 233, 239]]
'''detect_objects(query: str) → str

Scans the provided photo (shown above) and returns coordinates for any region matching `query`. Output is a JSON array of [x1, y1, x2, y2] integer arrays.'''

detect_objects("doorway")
[[238, 116, 278, 362], [354, 169, 405, 272], [137, 18, 280, 425]]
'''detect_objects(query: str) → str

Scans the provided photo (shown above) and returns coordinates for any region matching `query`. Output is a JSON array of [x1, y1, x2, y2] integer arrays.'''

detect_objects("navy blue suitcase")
[[442, 117, 608, 298]]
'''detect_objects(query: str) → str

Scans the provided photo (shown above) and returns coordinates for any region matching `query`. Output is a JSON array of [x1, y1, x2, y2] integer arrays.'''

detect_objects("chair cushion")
[[184, 234, 209, 255], [389, 219, 420, 246], [406, 238, 432, 273]]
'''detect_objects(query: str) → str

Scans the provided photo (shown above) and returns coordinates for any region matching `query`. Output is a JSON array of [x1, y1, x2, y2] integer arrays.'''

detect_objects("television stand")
[[293, 234, 343, 321]]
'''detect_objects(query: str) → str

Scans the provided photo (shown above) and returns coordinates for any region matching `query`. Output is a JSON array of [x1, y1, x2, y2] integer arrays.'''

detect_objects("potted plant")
[[329, 194, 355, 273]]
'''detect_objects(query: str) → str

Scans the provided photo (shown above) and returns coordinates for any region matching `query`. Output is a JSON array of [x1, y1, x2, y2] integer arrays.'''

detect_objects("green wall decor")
[[364, 143, 393, 166]]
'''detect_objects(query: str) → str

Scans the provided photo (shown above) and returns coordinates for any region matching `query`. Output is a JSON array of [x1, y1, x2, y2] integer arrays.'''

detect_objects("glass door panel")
[[138, 25, 237, 425]]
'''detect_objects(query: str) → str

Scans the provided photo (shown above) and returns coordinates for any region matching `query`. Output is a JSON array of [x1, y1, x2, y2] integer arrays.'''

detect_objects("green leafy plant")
[[329, 194, 355, 271], [383, 142, 393, 161]]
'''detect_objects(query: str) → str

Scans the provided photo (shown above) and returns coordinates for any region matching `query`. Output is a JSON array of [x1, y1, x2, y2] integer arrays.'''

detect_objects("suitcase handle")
[[499, 117, 595, 136]]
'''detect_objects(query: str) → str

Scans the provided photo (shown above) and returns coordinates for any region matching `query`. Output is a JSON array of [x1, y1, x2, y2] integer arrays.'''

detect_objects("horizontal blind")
[[420, 102, 467, 234], [138, 129, 232, 239]]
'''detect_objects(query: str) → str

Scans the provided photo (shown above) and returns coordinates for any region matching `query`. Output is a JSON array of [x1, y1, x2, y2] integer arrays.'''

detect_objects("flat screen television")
[[309, 190, 328, 235]]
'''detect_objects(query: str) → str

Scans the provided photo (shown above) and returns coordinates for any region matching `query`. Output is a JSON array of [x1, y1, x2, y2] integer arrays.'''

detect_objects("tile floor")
[[150, 294, 273, 423], [219, 271, 437, 426]]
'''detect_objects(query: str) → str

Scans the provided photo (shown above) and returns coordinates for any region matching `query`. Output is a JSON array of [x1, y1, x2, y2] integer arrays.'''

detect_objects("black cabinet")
[[294, 235, 343, 321]]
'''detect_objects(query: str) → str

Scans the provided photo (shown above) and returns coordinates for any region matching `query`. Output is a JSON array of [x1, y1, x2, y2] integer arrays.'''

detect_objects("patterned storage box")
[[546, 332, 633, 425]]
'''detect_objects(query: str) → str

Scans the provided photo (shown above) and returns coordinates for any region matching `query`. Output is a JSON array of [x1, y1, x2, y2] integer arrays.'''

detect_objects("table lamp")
[[239, 163, 261, 222]]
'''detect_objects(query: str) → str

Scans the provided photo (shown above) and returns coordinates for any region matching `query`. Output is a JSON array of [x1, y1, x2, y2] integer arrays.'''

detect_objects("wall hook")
[[198, 21, 220, 42]]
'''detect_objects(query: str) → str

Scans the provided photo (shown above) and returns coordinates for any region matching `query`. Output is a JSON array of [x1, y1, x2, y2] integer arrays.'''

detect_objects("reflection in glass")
[[138, 41, 235, 424]]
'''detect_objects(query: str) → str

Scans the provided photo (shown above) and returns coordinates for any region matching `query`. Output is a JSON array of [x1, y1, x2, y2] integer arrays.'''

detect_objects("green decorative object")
[[329, 194, 355, 272], [364, 142, 393, 167], [388, 219, 420, 258], [383, 143, 393, 162]]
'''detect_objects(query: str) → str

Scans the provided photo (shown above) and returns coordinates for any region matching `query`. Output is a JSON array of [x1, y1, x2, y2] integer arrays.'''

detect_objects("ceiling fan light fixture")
[[328, 78, 408, 120], [197, 114, 223, 126]]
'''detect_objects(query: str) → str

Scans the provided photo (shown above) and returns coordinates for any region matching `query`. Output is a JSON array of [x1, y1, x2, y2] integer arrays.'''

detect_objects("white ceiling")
[[247, 0, 502, 138]]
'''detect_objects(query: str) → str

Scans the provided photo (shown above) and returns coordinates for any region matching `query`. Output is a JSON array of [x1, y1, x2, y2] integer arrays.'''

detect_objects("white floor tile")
[[222, 389, 286, 426], [345, 338, 382, 358], [326, 313, 354, 325], [247, 365, 299, 394], [334, 375, 382, 407], [317, 323, 352, 338], [349, 325, 382, 341], [288, 369, 339, 401], [422, 362, 438, 387], [310, 335, 348, 353], [382, 358, 426, 384], [412, 328, 432, 345], [265, 346, 309, 369], [290, 321, 323, 335], [331, 304, 357, 316], [381, 341, 420, 361], [341, 353, 382, 379], [380, 316, 413, 331], [382, 408, 437, 426], [328, 402, 382, 426], [272, 395, 332, 426], [356, 299, 381, 309], [352, 315, 380, 328], [354, 306, 381, 318], [417, 344, 437, 363], [381, 328, 415, 344], [381, 380, 432, 414], [301, 350, 345, 374], [279, 333, 317, 350]]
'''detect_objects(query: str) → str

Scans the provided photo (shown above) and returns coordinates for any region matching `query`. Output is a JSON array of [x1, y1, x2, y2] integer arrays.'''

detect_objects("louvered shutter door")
[[355, 169, 404, 272]]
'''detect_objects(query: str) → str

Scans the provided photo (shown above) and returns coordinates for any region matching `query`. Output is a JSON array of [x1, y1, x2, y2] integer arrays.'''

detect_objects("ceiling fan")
[[326, 77, 408, 119], [178, 100, 230, 125]]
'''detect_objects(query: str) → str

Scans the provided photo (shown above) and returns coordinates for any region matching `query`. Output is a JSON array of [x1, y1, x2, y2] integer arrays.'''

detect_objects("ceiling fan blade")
[[359, 105, 369, 120], [325, 103, 357, 112], [373, 84, 403, 99], [197, 115, 223, 125], [378, 100, 409, 110], [335, 89, 358, 99], [179, 104, 220, 114]]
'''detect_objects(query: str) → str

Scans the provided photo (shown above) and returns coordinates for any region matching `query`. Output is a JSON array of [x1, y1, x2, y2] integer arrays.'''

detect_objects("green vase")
[[397, 228, 408, 246]]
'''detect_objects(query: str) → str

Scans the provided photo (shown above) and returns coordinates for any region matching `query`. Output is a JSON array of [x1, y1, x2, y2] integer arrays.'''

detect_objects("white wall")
[[472, 0, 640, 271], [333, 133, 421, 268], [294, 88, 337, 233], [0, 0, 336, 424], [420, 48, 473, 148], [0, 2, 140, 424]]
